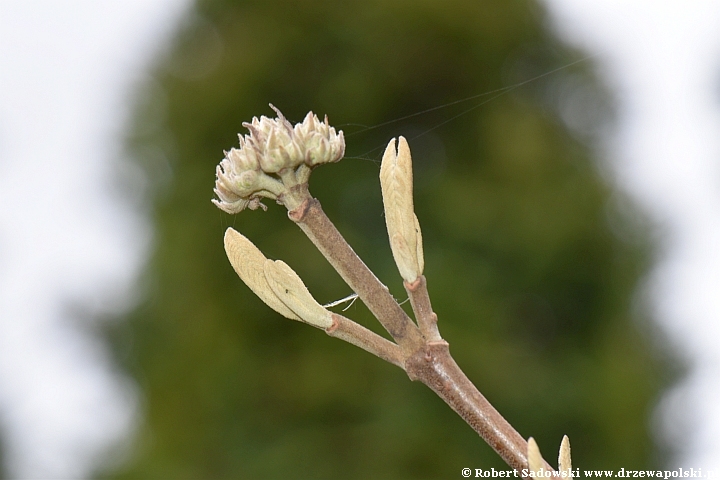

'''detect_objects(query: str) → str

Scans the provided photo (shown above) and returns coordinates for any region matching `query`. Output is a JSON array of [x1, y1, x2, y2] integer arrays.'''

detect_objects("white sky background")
[[0, 1, 189, 478], [542, 0, 720, 469], [0, 1, 718, 478]]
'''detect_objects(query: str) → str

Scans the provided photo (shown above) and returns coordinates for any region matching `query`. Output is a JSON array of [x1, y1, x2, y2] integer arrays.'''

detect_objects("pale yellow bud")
[[224, 228, 332, 330], [380, 136, 424, 282], [527, 437, 545, 475], [259, 128, 292, 173], [559, 435, 572, 477], [263, 259, 332, 329], [223, 228, 300, 321]]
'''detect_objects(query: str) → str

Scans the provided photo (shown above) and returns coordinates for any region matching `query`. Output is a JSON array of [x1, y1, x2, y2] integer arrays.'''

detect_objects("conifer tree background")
[[106, 0, 675, 477]]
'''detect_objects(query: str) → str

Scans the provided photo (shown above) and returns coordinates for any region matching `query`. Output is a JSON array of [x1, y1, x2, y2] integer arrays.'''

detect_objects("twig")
[[289, 198, 425, 352], [214, 108, 562, 475], [405, 275, 442, 342], [326, 313, 404, 368], [291, 198, 554, 474], [405, 341, 554, 472]]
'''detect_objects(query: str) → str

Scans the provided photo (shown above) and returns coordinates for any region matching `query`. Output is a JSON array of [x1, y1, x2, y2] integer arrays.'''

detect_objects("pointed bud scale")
[[390, 234, 418, 283], [212, 195, 249, 215], [264, 259, 332, 329], [259, 128, 288, 173], [228, 146, 259, 171], [413, 213, 424, 274]]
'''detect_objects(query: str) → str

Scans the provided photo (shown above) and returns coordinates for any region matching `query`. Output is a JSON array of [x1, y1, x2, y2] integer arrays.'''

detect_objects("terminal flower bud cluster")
[[213, 105, 345, 214], [244, 105, 345, 170]]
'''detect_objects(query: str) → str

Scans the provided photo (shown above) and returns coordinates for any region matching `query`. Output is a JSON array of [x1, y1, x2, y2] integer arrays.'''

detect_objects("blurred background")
[[0, 0, 719, 478]]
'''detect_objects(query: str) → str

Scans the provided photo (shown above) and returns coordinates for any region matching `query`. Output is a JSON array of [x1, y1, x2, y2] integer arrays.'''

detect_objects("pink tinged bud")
[[228, 147, 259, 171], [304, 111, 317, 128], [243, 116, 274, 147], [259, 129, 288, 173], [212, 194, 249, 215], [272, 124, 304, 168], [269, 104, 294, 133], [212, 105, 345, 214], [215, 165, 238, 196], [305, 137, 328, 166], [296, 114, 345, 166]]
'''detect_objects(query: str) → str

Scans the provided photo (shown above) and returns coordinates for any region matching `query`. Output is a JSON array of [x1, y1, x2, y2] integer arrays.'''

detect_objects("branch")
[[405, 342, 555, 473], [214, 109, 565, 475], [326, 313, 404, 368], [289, 198, 425, 351], [405, 275, 442, 342]]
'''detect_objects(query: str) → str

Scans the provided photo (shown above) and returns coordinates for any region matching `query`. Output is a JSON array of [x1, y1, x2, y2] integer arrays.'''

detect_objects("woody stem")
[[404, 341, 554, 474], [288, 198, 424, 351], [287, 195, 554, 474]]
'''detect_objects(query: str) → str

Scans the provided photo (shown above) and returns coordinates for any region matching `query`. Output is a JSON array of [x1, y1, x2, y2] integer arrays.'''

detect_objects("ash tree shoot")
[[213, 105, 572, 474]]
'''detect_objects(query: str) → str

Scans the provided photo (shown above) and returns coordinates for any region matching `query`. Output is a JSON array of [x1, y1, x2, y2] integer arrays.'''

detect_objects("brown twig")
[[405, 341, 555, 473], [214, 110, 561, 473], [289, 198, 425, 351], [289, 198, 555, 475], [326, 313, 404, 368], [405, 275, 442, 342]]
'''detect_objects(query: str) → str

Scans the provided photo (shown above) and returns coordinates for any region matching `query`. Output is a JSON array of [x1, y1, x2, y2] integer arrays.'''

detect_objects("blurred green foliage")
[[104, 0, 675, 477]]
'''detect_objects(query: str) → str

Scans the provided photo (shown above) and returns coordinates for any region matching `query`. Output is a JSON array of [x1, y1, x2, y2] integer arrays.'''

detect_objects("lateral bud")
[[558, 435, 572, 476], [380, 136, 424, 283], [527, 437, 545, 475], [264, 259, 333, 329], [224, 228, 300, 320], [224, 228, 331, 329]]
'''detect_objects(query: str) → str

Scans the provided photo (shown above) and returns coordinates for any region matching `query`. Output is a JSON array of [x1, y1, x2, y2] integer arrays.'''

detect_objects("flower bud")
[[258, 128, 291, 173], [296, 112, 345, 166], [236, 170, 258, 194], [213, 105, 345, 214], [228, 145, 259, 172]]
